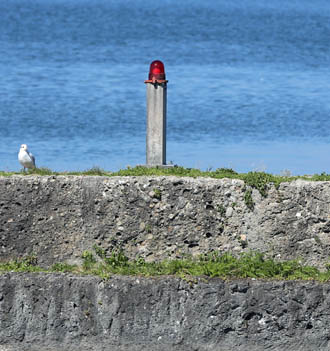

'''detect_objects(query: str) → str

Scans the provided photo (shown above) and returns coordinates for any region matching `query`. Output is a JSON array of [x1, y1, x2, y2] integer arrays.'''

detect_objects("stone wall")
[[1, 176, 330, 350], [0, 175, 330, 267], [0, 273, 330, 351]]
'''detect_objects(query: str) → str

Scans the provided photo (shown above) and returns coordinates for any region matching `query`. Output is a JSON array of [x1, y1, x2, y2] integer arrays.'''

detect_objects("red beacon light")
[[145, 60, 167, 84], [149, 60, 165, 80]]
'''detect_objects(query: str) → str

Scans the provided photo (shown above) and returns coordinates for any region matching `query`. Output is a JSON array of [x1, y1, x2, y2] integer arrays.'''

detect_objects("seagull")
[[18, 144, 36, 171]]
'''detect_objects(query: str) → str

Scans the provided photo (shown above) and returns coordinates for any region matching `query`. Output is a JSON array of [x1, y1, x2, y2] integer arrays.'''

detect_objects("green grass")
[[2, 166, 330, 185], [0, 255, 44, 273], [1, 249, 330, 282]]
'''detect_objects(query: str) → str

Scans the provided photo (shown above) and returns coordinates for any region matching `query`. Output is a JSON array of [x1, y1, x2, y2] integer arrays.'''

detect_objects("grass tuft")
[[29, 167, 55, 175], [51, 262, 78, 273], [80, 167, 109, 176], [0, 254, 43, 273]]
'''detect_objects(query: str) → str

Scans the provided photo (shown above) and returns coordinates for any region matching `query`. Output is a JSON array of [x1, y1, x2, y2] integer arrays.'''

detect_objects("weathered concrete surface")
[[0, 176, 330, 267], [0, 273, 330, 351], [146, 82, 167, 165]]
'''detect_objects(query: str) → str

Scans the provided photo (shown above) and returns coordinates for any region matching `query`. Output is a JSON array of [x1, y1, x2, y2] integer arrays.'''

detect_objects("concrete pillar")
[[146, 82, 167, 165]]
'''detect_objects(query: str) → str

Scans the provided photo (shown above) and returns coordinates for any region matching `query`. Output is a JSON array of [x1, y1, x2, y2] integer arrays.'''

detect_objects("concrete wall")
[[0, 175, 329, 267], [0, 273, 330, 351], [1, 176, 330, 350]]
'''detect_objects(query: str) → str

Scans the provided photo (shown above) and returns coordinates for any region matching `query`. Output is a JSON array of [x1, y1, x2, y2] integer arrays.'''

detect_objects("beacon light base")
[[144, 79, 168, 84]]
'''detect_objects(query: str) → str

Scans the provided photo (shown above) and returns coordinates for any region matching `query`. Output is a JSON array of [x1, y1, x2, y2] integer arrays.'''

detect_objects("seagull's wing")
[[28, 151, 36, 167]]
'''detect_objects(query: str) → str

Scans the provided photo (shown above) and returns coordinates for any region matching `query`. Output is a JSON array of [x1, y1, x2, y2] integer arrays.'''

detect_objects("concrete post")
[[145, 60, 168, 167], [146, 82, 167, 165]]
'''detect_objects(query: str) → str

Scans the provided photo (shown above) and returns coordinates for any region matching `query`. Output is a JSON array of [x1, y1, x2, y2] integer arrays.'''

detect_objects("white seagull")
[[18, 144, 36, 171]]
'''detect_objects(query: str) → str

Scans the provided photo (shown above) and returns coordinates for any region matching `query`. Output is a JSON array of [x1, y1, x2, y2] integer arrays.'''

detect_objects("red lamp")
[[145, 60, 167, 84], [149, 60, 166, 80]]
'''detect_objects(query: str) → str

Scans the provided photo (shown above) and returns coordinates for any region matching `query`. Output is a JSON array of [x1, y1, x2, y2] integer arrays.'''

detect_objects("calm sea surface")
[[1, 0, 330, 174]]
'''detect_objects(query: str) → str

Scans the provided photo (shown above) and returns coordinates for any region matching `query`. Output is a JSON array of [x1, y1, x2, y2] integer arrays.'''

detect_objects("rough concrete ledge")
[[0, 176, 330, 267], [0, 273, 329, 351]]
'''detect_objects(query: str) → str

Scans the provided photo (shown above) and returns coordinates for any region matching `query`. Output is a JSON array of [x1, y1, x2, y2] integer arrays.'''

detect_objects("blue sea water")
[[1, 0, 330, 174]]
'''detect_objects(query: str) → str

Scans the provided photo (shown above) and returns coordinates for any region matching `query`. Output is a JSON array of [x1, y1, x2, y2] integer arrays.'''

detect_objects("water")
[[1, 0, 330, 174]]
